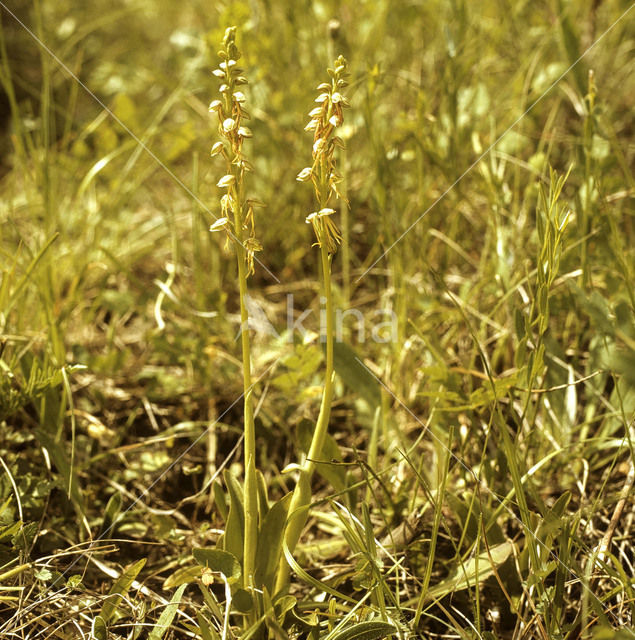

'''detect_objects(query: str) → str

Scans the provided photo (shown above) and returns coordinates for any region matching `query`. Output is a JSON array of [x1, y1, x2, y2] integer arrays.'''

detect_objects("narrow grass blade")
[[282, 543, 357, 604], [100, 557, 146, 623], [100, 485, 122, 537], [148, 583, 186, 640], [324, 621, 397, 640], [196, 611, 221, 640], [4, 233, 58, 316], [34, 428, 88, 535], [424, 542, 513, 602]]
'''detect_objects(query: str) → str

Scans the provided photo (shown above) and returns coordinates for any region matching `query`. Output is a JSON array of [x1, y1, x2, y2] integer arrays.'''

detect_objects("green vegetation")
[[0, 1, 633, 639]]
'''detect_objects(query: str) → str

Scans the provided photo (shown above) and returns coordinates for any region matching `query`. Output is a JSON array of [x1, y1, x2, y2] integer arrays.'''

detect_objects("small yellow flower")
[[222, 118, 236, 133], [300, 56, 349, 255], [210, 26, 263, 278], [306, 208, 341, 254], [210, 217, 230, 232], [297, 167, 312, 182], [244, 237, 263, 276], [217, 174, 235, 188], [210, 142, 225, 156]]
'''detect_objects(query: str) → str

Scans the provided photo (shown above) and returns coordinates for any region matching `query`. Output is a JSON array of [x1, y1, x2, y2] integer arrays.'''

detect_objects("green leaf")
[[568, 283, 615, 336], [192, 548, 241, 583], [100, 492, 122, 537], [513, 308, 526, 341], [0, 522, 22, 546], [66, 574, 84, 590], [212, 480, 228, 521], [447, 493, 505, 546], [198, 583, 224, 620], [4, 233, 59, 316], [325, 621, 397, 640], [255, 493, 291, 591], [257, 469, 270, 520], [425, 541, 513, 602], [273, 344, 323, 391], [100, 558, 146, 623], [33, 567, 53, 581], [34, 428, 87, 531], [12, 521, 37, 552], [283, 543, 357, 605], [77, 144, 131, 199], [329, 341, 381, 409], [163, 565, 201, 589], [604, 348, 635, 386], [148, 583, 187, 640], [298, 420, 346, 491], [232, 587, 253, 613], [196, 611, 220, 640], [93, 615, 108, 640], [222, 470, 244, 561], [592, 627, 635, 640], [274, 594, 297, 618]]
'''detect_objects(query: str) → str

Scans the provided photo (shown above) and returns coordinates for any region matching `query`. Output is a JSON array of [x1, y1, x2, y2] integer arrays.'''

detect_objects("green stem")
[[307, 244, 335, 479], [340, 146, 350, 307], [232, 195, 258, 594], [497, 406, 549, 628], [275, 240, 335, 594]]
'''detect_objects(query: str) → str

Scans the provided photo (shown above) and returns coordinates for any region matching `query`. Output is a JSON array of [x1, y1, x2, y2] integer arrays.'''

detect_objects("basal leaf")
[[255, 493, 291, 591], [100, 492, 122, 537], [148, 583, 187, 640], [192, 548, 241, 583], [196, 611, 220, 640], [425, 541, 513, 602], [325, 621, 397, 640], [222, 470, 244, 561], [100, 557, 146, 623], [93, 615, 107, 640], [163, 565, 201, 589]]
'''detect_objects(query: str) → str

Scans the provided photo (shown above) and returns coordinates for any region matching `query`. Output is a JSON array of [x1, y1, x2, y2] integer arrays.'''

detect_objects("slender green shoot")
[[208, 27, 263, 598], [275, 55, 350, 594]]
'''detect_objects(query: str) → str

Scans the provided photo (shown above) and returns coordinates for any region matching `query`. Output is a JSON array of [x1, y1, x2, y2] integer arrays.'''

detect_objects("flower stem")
[[275, 227, 336, 595], [209, 28, 262, 601], [232, 198, 258, 593], [275, 54, 348, 595], [307, 243, 336, 481]]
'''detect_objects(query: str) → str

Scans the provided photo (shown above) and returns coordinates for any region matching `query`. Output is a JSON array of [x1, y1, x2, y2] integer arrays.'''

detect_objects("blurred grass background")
[[0, 0, 633, 637]]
